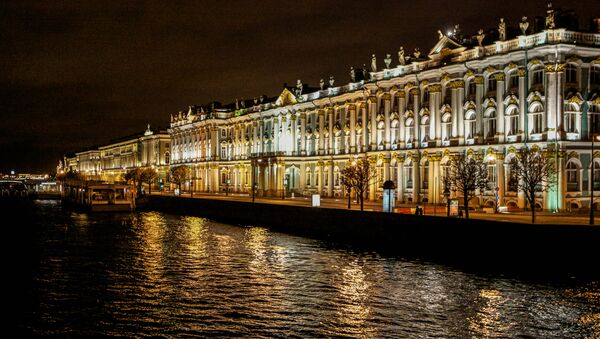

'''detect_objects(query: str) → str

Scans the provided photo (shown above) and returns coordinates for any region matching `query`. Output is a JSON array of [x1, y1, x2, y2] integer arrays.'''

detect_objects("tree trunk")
[[531, 198, 536, 224], [464, 195, 470, 219], [360, 189, 364, 211], [347, 188, 351, 209]]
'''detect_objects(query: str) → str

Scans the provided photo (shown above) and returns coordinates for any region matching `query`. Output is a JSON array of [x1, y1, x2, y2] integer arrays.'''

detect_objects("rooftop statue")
[[476, 29, 485, 47], [499, 18, 506, 41], [398, 46, 405, 66], [295, 79, 303, 96], [350, 67, 355, 82], [520, 16, 529, 35], [329, 76, 335, 87], [319, 78, 325, 90], [546, 1, 555, 29], [384, 54, 392, 69], [371, 54, 377, 72], [413, 48, 421, 59], [437, 30, 444, 39], [362, 64, 368, 80]]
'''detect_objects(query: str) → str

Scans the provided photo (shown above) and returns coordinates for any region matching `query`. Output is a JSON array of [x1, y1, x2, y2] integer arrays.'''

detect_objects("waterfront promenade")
[[151, 191, 596, 226]]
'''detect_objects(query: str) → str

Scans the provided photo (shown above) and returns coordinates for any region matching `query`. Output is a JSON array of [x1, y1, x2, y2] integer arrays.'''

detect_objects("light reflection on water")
[[16, 201, 600, 337]]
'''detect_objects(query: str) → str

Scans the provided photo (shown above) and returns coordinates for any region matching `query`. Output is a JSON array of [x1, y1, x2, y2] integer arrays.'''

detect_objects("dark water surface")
[[7, 200, 600, 337]]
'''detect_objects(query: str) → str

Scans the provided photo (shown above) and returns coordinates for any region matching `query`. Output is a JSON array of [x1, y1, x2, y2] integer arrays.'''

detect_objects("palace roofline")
[[171, 7, 599, 125]]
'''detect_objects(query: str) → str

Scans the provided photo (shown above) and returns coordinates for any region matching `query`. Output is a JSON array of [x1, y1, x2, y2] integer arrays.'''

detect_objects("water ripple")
[[11, 201, 600, 337]]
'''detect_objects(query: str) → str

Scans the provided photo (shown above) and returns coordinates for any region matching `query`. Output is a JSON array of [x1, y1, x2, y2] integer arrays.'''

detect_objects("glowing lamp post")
[[591, 134, 599, 225]]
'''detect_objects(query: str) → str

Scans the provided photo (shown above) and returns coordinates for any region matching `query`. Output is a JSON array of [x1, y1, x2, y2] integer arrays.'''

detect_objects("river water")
[[8, 199, 600, 337]]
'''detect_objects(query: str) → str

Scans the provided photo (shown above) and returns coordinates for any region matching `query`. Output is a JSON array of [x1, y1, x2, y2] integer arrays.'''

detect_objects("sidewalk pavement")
[[150, 191, 597, 225]]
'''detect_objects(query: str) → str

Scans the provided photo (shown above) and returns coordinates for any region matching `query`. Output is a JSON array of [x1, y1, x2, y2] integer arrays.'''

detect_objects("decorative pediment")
[[463, 100, 476, 111], [527, 91, 544, 103], [275, 88, 298, 107], [567, 92, 584, 105], [503, 94, 519, 106], [428, 35, 464, 57], [483, 97, 497, 108]]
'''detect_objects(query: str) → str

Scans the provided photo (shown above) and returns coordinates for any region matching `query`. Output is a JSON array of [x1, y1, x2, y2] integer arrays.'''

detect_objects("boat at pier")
[[62, 180, 134, 212]]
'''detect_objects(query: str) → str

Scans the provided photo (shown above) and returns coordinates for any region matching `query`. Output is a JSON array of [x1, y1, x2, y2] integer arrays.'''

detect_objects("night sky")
[[1, 0, 597, 173]]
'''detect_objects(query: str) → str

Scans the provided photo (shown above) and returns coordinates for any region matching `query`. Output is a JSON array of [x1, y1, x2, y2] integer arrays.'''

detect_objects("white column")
[[370, 98, 377, 150], [349, 105, 356, 153], [300, 114, 306, 155], [384, 95, 391, 149], [496, 74, 505, 142]]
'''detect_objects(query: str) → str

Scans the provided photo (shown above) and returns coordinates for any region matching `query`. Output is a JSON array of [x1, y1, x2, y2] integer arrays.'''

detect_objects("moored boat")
[[62, 180, 134, 212]]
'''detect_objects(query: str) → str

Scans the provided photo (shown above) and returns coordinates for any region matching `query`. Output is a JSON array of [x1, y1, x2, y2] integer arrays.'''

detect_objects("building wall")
[[168, 29, 600, 211]]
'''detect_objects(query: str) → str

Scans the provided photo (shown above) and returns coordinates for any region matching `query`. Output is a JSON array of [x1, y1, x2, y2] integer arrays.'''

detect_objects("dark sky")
[[1, 0, 597, 173]]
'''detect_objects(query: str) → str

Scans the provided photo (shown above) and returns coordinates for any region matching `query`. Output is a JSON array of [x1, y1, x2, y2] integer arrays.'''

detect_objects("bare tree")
[[340, 164, 357, 209], [446, 155, 488, 219], [140, 168, 159, 195], [124, 168, 143, 195], [170, 165, 190, 195], [508, 148, 557, 224], [342, 156, 377, 211]]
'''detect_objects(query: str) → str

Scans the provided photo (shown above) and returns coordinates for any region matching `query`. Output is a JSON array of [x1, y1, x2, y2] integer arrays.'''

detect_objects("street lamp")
[[591, 134, 598, 225]]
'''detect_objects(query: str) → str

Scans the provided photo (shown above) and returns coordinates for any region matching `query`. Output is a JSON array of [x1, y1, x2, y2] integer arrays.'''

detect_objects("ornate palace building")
[[60, 125, 171, 185], [60, 5, 599, 211], [169, 7, 600, 211]]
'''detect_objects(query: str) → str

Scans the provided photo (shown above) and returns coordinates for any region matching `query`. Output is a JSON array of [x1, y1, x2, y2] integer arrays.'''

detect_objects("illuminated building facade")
[[61, 125, 170, 186], [170, 12, 600, 211]]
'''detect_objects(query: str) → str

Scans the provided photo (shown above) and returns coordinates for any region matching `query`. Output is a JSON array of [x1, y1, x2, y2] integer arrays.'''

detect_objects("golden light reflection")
[[570, 290, 600, 332], [181, 216, 208, 259], [138, 212, 167, 284], [332, 260, 373, 336], [467, 289, 508, 337]]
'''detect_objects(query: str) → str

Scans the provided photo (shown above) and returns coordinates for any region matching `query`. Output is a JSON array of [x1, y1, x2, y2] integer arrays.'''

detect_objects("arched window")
[[531, 66, 544, 87], [391, 120, 399, 145], [468, 81, 477, 97], [442, 112, 452, 141], [405, 117, 414, 144], [487, 76, 497, 92], [563, 102, 579, 134], [334, 167, 340, 187], [465, 110, 476, 140], [405, 160, 413, 189], [530, 104, 544, 134], [484, 109, 496, 138], [566, 161, 579, 191], [593, 160, 600, 191], [377, 121, 384, 148], [506, 107, 519, 136], [487, 161, 497, 190], [306, 168, 312, 186], [508, 72, 519, 90], [420, 115, 430, 142], [590, 66, 600, 86], [590, 105, 600, 135], [165, 152, 170, 165], [565, 64, 577, 84]]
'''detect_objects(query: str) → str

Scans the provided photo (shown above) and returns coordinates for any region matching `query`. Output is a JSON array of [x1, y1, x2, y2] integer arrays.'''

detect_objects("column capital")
[[428, 84, 442, 92], [493, 73, 505, 81], [473, 76, 484, 84], [449, 80, 465, 89]]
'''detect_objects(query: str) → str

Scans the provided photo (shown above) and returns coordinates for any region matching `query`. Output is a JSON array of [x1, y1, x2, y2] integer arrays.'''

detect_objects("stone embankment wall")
[[145, 195, 600, 277]]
